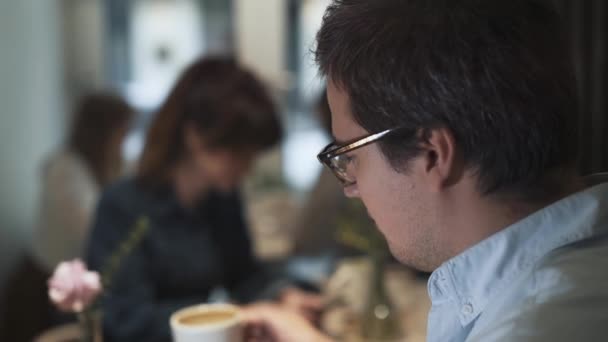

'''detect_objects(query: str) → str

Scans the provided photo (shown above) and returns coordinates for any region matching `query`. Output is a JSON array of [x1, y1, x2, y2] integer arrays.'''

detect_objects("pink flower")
[[48, 259, 102, 313]]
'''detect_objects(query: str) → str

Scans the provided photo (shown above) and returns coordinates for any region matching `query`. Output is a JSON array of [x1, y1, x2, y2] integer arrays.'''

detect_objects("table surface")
[[35, 258, 430, 342]]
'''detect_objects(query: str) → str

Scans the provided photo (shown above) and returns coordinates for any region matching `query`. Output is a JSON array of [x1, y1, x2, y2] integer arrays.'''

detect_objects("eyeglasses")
[[317, 128, 400, 186]]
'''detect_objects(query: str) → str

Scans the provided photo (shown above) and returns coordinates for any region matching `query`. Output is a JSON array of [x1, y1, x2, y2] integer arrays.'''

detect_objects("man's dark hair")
[[315, 0, 579, 199]]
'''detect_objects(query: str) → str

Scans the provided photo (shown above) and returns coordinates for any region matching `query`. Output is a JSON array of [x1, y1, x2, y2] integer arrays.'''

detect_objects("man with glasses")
[[243, 0, 608, 341]]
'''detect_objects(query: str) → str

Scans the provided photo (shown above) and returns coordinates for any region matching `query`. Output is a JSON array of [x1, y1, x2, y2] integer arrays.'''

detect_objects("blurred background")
[[0, 0, 334, 286], [0, 0, 607, 340]]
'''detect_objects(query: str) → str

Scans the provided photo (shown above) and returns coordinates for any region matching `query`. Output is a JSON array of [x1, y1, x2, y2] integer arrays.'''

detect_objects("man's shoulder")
[[532, 234, 608, 289], [470, 237, 608, 341], [514, 235, 608, 310]]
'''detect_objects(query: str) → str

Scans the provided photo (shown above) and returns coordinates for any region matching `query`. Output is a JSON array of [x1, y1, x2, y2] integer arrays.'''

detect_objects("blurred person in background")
[[85, 57, 318, 341], [0, 92, 134, 342], [33, 92, 135, 273]]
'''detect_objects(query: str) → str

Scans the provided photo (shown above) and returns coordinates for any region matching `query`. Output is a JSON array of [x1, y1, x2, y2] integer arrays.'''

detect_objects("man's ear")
[[418, 127, 463, 191]]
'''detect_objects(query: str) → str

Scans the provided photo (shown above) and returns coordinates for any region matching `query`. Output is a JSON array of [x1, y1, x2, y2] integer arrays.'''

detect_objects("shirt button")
[[461, 303, 474, 315]]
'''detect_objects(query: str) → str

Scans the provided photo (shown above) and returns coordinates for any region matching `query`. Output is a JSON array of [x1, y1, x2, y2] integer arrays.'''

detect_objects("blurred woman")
[[32, 93, 134, 271], [0, 92, 134, 342], [85, 57, 283, 341]]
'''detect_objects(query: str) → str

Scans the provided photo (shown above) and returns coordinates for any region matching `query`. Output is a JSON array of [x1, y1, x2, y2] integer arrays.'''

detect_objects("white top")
[[31, 150, 99, 272], [427, 181, 608, 342]]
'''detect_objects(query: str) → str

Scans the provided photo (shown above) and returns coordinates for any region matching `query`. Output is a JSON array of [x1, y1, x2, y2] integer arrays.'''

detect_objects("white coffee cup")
[[170, 303, 242, 342]]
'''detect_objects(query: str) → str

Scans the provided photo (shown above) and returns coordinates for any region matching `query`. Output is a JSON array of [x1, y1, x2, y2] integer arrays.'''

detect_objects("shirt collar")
[[428, 182, 608, 326]]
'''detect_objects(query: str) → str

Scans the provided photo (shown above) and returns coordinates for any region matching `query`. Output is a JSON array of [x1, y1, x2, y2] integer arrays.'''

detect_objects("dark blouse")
[[85, 178, 276, 341]]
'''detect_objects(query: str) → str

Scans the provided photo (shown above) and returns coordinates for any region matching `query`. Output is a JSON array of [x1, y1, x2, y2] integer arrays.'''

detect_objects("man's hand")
[[279, 287, 324, 323], [241, 303, 333, 342]]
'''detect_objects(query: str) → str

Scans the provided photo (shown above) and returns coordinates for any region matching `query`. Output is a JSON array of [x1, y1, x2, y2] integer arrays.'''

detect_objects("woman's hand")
[[241, 303, 333, 342]]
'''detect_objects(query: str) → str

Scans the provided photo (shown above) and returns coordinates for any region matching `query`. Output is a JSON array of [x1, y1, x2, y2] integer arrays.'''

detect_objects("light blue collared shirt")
[[427, 182, 608, 342]]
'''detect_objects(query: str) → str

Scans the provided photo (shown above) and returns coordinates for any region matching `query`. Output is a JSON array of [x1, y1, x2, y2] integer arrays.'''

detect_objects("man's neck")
[[443, 174, 585, 261]]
